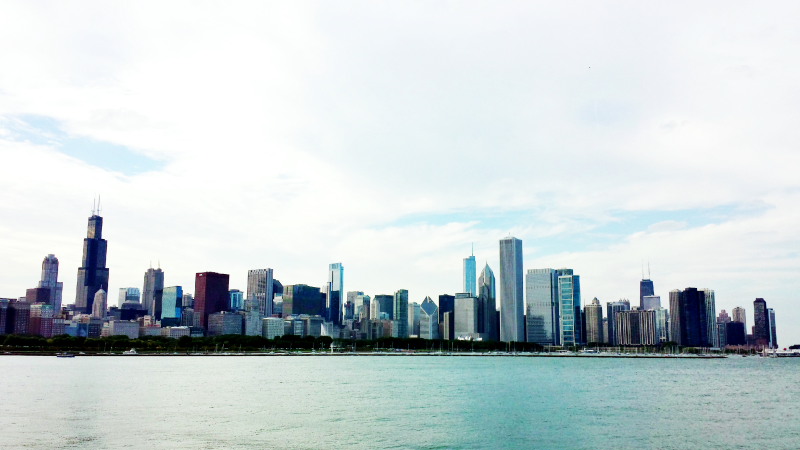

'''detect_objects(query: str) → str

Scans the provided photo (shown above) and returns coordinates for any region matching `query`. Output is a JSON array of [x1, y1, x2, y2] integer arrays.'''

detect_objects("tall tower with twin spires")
[[75, 200, 110, 314]]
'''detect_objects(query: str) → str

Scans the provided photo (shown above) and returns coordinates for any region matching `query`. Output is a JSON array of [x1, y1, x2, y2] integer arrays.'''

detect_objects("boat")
[[56, 353, 75, 358], [122, 348, 138, 355]]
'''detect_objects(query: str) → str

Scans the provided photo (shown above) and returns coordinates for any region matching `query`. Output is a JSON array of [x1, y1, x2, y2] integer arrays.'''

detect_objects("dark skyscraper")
[[194, 272, 230, 329], [639, 279, 654, 309], [438, 294, 455, 340], [669, 288, 713, 347], [75, 211, 109, 314], [753, 298, 769, 348]]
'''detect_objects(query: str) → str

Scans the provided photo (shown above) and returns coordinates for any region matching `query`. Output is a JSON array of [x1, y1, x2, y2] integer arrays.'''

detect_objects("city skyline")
[[1, 2, 799, 345]]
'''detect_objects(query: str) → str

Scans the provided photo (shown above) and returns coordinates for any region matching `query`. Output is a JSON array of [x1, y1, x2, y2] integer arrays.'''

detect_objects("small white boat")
[[56, 353, 75, 358], [122, 348, 138, 355]]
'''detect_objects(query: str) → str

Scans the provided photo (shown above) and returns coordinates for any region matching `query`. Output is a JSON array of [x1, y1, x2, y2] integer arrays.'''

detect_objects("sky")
[[1, 1, 799, 344]]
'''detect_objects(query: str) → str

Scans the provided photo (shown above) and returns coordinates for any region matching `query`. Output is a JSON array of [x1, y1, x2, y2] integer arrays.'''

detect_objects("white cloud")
[[1, 1, 799, 344]]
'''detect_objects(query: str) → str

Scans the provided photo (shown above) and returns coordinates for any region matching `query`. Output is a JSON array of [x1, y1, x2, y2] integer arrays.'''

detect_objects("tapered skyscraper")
[[499, 236, 523, 342], [478, 263, 497, 341], [75, 209, 109, 314]]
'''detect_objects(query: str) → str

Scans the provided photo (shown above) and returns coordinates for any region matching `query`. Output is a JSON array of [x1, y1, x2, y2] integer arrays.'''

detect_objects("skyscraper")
[[584, 298, 603, 344], [118, 287, 141, 306], [419, 297, 439, 340], [454, 293, 479, 340], [606, 300, 631, 346], [499, 237, 523, 342], [768, 308, 777, 349], [194, 272, 230, 329], [408, 302, 421, 337], [38, 254, 63, 314], [641, 295, 661, 311], [247, 268, 274, 317], [700, 289, 716, 347], [161, 286, 183, 324], [525, 268, 559, 345], [328, 263, 344, 325], [753, 298, 769, 348], [478, 264, 497, 341], [463, 251, 476, 297], [731, 306, 746, 330], [669, 288, 713, 347], [557, 269, 581, 346], [438, 294, 455, 340], [393, 289, 409, 338], [282, 285, 325, 317], [639, 278, 654, 309], [142, 267, 165, 319], [75, 210, 109, 314], [91, 289, 107, 319]]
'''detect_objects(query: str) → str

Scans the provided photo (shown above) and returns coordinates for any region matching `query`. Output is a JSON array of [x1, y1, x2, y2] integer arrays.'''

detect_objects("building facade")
[[525, 268, 559, 345], [75, 213, 109, 314], [499, 237, 523, 342], [194, 272, 230, 330], [142, 267, 164, 319]]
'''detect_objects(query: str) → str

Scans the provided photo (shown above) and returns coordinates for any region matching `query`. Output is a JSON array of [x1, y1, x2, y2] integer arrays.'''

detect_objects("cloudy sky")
[[1, 1, 798, 344]]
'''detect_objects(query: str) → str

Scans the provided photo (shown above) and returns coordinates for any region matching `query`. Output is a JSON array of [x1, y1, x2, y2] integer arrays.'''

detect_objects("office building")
[[558, 269, 581, 346], [438, 294, 455, 339], [118, 288, 141, 306], [229, 289, 244, 311], [194, 272, 230, 330], [584, 298, 603, 344], [454, 293, 479, 339], [654, 307, 669, 343], [641, 295, 661, 311], [419, 297, 439, 340], [731, 306, 746, 330], [725, 321, 746, 346], [640, 278, 654, 309], [29, 303, 54, 337], [108, 320, 140, 339], [142, 267, 164, 319], [282, 285, 325, 317], [247, 268, 275, 317], [408, 302, 421, 337], [700, 289, 716, 347], [37, 254, 63, 314], [669, 288, 714, 347], [478, 264, 498, 341], [463, 252, 476, 297], [328, 263, 344, 325], [262, 317, 284, 339], [207, 311, 243, 336], [753, 298, 769, 348], [74, 210, 110, 314], [499, 236, 524, 342], [525, 268, 559, 345], [393, 289, 409, 338], [606, 300, 631, 346], [768, 308, 777, 349], [161, 286, 183, 325], [91, 289, 107, 319], [374, 294, 394, 320]]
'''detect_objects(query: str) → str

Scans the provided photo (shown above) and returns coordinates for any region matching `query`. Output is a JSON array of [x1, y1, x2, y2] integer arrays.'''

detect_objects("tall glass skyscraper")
[[478, 264, 497, 341], [328, 263, 344, 325], [753, 298, 769, 348], [639, 278, 654, 309], [557, 270, 581, 346], [525, 268, 559, 345], [393, 289, 409, 338], [75, 212, 109, 314], [161, 286, 183, 322], [499, 237, 523, 342], [463, 253, 476, 297]]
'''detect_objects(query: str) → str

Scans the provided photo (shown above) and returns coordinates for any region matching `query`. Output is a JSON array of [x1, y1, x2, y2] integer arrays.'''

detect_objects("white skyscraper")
[[247, 268, 274, 317], [499, 237, 524, 342]]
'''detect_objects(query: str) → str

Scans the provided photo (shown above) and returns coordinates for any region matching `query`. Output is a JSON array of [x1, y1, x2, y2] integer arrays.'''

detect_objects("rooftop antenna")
[[92, 197, 96, 216], [641, 261, 644, 279], [648, 261, 651, 279], [471, 242, 474, 257], [97, 195, 102, 215]]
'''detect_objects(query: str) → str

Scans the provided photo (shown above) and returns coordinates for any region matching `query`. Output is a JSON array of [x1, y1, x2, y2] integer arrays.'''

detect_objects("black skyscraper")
[[753, 298, 769, 348], [669, 287, 712, 347], [75, 212, 109, 314], [640, 279, 654, 309]]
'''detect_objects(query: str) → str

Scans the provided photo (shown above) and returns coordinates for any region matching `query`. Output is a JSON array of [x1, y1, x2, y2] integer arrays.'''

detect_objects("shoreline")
[[2, 351, 730, 359]]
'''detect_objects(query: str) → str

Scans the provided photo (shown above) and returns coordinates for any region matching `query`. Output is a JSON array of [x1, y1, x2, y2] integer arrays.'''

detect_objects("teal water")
[[0, 355, 798, 449]]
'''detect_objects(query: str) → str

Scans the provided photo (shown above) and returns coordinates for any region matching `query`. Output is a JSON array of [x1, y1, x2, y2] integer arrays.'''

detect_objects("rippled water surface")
[[1, 355, 798, 449]]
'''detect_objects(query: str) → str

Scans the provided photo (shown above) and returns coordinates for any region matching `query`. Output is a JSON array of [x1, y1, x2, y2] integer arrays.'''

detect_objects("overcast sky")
[[1, 1, 798, 344]]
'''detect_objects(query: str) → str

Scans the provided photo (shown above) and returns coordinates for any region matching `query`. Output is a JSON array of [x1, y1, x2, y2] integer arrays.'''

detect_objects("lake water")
[[1, 355, 798, 449]]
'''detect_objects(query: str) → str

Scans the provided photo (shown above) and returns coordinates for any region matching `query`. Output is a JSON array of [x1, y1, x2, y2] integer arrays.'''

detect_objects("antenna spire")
[[471, 242, 474, 257], [97, 195, 102, 215], [92, 197, 96, 216], [648, 261, 651, 279]]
